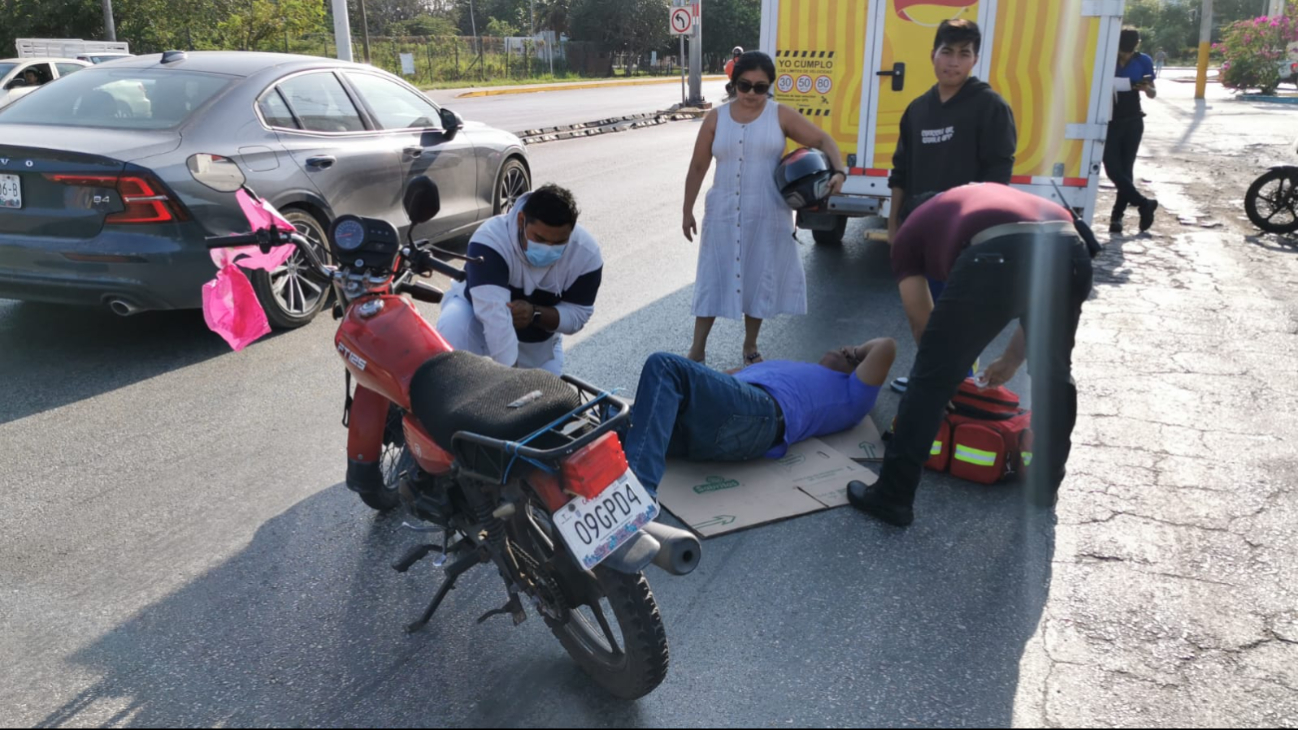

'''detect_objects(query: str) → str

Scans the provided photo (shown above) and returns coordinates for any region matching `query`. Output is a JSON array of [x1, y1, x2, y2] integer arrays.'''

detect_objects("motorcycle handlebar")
[[204, 232, 268, 249], [411, 250, 468, 283], [205, 230, 332, 279]]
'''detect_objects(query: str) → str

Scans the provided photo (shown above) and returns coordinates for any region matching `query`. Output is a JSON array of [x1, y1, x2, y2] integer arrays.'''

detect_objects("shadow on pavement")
[[32, 486, 656, 728], [0, 300, 282, 426], [31, 233, 1053, 728], [1244, 231, 1298, 253]]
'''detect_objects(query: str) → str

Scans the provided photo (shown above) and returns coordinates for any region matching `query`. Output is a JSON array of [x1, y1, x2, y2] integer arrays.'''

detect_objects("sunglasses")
[[735, 80, 771, 95]]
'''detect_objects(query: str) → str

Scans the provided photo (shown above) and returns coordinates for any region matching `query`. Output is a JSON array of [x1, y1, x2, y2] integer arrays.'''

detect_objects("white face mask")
[[524, 240, 567, 267], [518, 214, 568, 267]]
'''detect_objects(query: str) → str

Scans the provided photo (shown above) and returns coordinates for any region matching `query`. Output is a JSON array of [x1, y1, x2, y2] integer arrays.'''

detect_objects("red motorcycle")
[[194, 154, 700, 700]]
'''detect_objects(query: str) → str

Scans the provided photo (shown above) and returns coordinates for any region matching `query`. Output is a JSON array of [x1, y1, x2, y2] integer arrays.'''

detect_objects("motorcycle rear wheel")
[[551, 567, 670, 701], [511, 500, 669, 700], [1245, 168, 1298, 234]]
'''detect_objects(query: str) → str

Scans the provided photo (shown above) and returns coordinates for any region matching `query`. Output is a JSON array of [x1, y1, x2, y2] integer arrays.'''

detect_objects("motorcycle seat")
[[409, 351, 582, 453]]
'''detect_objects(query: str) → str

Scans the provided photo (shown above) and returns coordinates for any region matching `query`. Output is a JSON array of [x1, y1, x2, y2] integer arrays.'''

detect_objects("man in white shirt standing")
[[436, 185, 603, 375]]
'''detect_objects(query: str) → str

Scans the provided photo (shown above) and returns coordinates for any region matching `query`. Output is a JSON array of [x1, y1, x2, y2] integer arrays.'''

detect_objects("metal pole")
[[359, 0, 372, 63], [688, 1, 703, 106], [1195, 0, 1213, 100], [681, 35, 686, 106], [101, 0, 117, 41], [331, 0, 353, 62]]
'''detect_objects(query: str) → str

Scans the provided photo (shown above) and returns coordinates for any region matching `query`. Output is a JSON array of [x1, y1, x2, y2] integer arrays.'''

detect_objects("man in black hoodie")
[[887, 19, 1017, 243]]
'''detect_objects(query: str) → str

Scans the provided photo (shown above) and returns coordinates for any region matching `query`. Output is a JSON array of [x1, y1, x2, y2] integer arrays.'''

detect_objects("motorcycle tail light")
[[560, 432, 628, 501]]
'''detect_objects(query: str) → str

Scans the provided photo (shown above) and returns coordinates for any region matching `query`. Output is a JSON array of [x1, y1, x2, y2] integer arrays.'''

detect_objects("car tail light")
[[44, 172, 188, 224], [561, 432, 630, 501]]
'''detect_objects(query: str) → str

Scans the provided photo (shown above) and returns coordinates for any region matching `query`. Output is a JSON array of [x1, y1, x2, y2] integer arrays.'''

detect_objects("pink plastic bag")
[[202, 189, 299, 350], [202, 264, 270, 351]]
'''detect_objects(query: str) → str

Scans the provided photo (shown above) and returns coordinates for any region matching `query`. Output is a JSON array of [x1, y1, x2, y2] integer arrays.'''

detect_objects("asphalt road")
[[0, 99, 1045, 728], [426, 79, 731, 133], [2, 75, 1295, 728]]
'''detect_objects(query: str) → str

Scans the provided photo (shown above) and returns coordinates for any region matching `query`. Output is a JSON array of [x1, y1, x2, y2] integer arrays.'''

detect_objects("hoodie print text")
[[921, 126, 956, 144]]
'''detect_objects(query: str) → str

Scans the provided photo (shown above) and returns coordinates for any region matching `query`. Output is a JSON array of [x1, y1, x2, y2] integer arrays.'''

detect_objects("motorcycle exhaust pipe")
[[641, 521, 701, 576]]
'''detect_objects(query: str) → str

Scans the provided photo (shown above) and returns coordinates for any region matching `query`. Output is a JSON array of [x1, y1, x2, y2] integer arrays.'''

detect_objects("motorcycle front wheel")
[[510, 500, 670, 700], [1245, 168, 1298, 234]]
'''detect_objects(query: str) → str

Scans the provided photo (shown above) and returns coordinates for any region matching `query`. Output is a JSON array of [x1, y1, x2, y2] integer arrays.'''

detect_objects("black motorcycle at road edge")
[[1245, 140, 1298, 235]]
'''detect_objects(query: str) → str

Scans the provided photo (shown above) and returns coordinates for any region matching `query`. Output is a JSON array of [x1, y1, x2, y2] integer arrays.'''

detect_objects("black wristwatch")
[[531, 307, 543, 325], [831, 169, 847, 180]]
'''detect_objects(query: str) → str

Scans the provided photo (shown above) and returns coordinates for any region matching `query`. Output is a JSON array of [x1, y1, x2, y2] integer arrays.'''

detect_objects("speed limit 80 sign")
[[670, 7, 694, 35]]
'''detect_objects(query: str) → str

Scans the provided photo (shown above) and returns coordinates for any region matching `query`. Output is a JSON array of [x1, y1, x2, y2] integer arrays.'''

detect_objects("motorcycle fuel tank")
[[335, 295, 453, 409]]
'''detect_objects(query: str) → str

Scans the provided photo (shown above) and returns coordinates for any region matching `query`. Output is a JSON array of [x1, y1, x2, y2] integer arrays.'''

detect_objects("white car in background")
[[76, 52, 135, 64], [1281, 41, 1298, 89], [0, 57, 91, 109]]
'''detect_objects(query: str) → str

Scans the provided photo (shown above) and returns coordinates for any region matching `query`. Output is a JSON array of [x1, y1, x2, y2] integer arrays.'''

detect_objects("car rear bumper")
[[0, 225, 216, 311]]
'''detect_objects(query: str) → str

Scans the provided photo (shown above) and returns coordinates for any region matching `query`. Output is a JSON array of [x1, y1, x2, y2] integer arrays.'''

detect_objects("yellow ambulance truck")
[[760, 0, 1127, 243]]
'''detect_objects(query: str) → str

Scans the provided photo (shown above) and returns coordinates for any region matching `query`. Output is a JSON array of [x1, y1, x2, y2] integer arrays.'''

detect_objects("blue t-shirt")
[[1114, 52, 1155, 120], [734, 361, 882, 458]]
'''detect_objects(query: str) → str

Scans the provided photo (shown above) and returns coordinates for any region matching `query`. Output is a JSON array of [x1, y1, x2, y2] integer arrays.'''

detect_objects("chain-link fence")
[[271, 34, 703, 85]]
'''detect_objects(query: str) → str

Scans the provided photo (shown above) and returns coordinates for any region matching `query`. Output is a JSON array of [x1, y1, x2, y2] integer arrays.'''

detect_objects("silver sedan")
[[0, 51, 531, 327]]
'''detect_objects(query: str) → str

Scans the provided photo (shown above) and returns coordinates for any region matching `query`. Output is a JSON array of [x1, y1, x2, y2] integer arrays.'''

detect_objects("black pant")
[[877, 233, 1094, 504], [1103, 116, 1149, 219]]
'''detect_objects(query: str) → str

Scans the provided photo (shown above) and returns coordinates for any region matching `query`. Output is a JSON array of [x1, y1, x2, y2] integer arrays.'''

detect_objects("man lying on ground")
[[622, 339, 897, 494]]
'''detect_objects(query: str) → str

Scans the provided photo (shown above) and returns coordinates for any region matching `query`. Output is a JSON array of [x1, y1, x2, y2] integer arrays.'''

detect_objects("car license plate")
[[0, 174, 20, 210], [552, 469, 658, 570]]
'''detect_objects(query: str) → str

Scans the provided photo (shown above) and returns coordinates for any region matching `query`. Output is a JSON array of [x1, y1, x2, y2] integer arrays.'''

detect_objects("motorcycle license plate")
[[552, 469, 658, 570]]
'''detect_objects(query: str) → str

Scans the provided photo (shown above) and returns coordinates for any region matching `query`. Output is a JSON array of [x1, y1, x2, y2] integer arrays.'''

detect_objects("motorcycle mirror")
[[187, 153, 246, 193], [403, 175, 441, 226]]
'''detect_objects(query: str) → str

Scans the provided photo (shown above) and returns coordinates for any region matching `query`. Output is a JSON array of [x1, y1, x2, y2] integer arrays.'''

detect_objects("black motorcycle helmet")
[[774, 147, 835, 210], [731, 46, 744, 56]]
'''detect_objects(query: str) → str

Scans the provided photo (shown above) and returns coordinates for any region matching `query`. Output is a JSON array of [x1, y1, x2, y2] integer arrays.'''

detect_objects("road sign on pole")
[[670, 7, 694, 35]]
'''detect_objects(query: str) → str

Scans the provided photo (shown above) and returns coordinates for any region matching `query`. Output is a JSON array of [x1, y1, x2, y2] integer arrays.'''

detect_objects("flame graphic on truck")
[[894, 0, 977, 26]]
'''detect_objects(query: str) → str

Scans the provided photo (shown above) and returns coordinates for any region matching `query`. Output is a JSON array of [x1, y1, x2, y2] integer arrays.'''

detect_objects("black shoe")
[[847, 480, 914, 527], [1138, 199, 1158, 232], [1108, 218, 1123, 235]]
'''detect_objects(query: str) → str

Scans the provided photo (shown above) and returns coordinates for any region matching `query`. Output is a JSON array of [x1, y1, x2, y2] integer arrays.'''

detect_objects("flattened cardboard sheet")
[[658, 437, 879, 538]]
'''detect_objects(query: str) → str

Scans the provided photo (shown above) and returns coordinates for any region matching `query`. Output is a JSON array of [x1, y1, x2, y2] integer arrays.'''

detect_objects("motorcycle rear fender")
[[347, 385, 388, 464]]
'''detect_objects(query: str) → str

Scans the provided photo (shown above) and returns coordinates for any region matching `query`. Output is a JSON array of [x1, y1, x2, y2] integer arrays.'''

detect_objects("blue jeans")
[[623, 353, 781, 494]]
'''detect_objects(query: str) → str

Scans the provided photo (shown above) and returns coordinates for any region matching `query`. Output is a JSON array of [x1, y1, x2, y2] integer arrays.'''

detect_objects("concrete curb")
[[1239, 94, 1298, 104], [455, 75, 727, 98], [513, 106, 709, 145]]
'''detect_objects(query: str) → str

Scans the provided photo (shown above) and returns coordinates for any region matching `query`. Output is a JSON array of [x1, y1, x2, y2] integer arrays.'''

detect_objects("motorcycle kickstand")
[[476, 591, 527, 626], [404, 548, 480, 634]]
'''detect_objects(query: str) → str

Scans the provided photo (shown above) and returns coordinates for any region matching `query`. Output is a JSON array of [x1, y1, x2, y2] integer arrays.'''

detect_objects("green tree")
[[698, 0, 759, 58], [454, 0, 530, 35], [485, 16, 519, 37], [569, 0, 670, 54], [219, 0, 327, 51], [397, 14, 461, 37], [537, 0, 572, 34]]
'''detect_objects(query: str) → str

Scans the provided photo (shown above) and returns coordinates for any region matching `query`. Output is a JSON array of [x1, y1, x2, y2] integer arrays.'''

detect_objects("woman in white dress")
[[682, 51, 847, 366]]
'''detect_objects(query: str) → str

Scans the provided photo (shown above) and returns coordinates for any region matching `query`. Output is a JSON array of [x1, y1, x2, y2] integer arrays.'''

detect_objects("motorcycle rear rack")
[[450, 373, 630, 485]]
